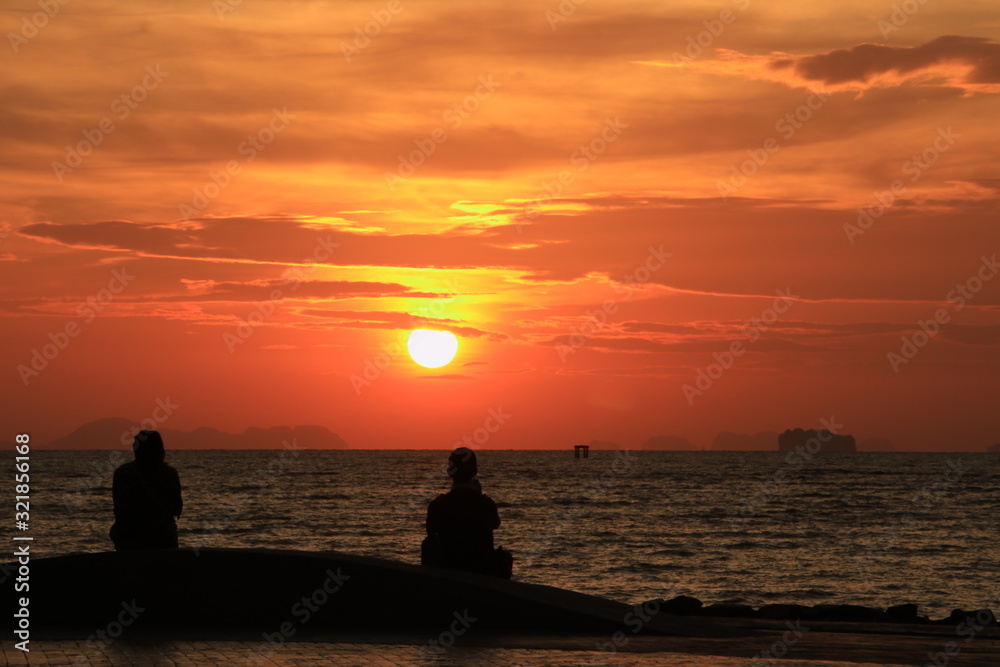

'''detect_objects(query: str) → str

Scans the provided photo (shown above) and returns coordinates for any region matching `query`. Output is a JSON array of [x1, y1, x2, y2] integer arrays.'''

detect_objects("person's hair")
[[447, 447, 478, 483], [133, 430, 165, 465]]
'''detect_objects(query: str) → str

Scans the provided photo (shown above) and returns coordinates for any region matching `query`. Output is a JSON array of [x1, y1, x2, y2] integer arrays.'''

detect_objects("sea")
[[12, 449, 999, 619]]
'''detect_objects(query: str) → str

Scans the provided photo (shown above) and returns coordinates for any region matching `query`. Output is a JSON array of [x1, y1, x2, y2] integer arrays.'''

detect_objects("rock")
[[659, 595, 703, 615], [885, 603, 920, 623], [758, 603, 812, 620], [942, 609, 997, 626], [2, 548, 650, 635], [702, 603, 757, 618], [810, 604, 885, 622]]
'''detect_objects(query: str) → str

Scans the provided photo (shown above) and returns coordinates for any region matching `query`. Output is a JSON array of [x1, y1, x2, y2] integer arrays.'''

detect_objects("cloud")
[[297, 309, 495, 339], [175, 279, 442, 301], [643, 36, 1000, 94], [544, 333, 816, 354]]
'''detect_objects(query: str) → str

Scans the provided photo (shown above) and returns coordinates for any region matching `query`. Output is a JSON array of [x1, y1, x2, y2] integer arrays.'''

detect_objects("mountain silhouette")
[[640, 435, 694, 450], [587, 439, 623, 450], [44, 418, 348, 449], [859, 436, 895, 451], [710, 431, 780, 451], [778, 428, 856, 453]]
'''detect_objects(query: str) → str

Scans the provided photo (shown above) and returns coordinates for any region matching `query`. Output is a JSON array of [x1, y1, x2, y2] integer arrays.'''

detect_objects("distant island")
[[858, 436, 894, 452], [23, 420, 997, 451], [778, 428, 856, 453], [641, 435, 694, 450], [42, 417, 348, 450], [711, 431, 779, 451], [586, 439, 623, 450]]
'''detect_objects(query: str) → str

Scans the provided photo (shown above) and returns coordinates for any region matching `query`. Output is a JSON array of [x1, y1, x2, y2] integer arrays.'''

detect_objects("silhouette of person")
[[109, 430, 183, 551], [422, 447, 513, 578]]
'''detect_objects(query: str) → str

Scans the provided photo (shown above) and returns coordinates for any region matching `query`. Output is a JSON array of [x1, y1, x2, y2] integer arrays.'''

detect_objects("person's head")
[[447, 447, 478, 483], [133, 430, 165, 465]]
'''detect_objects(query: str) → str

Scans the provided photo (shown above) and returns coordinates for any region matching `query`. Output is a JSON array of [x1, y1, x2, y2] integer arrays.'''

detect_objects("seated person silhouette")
[[422, 447, 513, 579], [109, 430, 183, 551]]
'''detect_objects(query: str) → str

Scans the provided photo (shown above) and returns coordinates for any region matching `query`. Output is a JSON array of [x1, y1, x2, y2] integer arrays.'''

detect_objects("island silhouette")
[[778, 428, 857, 453], [44, 418, 348, 449]]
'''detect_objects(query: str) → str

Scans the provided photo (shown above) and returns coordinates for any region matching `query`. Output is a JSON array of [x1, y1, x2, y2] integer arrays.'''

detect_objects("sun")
[[407, 329, 459, 368]]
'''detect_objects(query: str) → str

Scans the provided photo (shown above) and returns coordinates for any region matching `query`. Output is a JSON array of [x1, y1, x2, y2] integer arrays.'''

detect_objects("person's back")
[[110, 430, 183, 551], [422, 448, 512, 578], [427, 481, 499, 565]]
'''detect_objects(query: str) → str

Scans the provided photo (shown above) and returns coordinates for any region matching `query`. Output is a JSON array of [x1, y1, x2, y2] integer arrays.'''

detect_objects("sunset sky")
[[3, 0, 999, 450]]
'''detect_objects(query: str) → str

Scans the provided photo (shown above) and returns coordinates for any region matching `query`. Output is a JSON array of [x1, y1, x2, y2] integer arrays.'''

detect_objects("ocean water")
[[11, 449, 999, 619]]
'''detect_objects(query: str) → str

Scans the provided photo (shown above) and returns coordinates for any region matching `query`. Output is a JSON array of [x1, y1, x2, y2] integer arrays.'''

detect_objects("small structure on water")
[[573, 444, 590, 458]]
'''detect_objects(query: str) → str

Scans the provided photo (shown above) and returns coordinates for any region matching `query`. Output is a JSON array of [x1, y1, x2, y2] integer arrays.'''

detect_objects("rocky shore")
[[647, 594, 998, 626], [5, 549, 999, 665]]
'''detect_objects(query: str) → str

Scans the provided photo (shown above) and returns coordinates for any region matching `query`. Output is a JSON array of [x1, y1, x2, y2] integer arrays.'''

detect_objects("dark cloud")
[[669, 35, 1000, 94], [772, 36, 1000, 88]]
